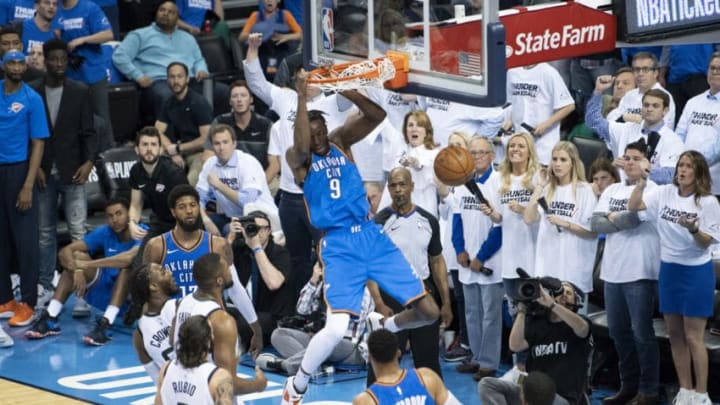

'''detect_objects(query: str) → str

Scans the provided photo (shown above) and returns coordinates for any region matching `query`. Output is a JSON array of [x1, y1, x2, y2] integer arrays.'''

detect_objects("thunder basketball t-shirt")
[[488, 172, 540, 278], [676, 91, 720, 194], [506, 63, 574, 164], [534, 182, 597, 292]]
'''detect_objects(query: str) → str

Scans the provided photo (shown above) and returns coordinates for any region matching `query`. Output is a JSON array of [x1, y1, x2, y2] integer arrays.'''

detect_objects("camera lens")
[[520, 283, 536, 299]]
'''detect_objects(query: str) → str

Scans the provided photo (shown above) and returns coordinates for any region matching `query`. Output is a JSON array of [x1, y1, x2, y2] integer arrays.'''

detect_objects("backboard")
[[303, 0, 507, 107]]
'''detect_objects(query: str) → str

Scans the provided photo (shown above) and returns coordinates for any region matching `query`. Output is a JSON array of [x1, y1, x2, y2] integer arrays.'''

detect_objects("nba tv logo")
[[321, 7, 334, 51]]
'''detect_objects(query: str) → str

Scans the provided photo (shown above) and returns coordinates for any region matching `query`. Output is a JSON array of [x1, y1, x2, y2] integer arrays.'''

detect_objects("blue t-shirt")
[[57, 0, 111, 83], [177, 0, 213, 29], [83, 224, 145, 272], [0, 82, 50, 163], [22, 17, 62, 55], [11, 0, 33, 21], [303, 143, 369, 231]]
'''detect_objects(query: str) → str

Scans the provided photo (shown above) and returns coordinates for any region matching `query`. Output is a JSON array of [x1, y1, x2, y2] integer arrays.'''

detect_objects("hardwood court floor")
[[0, 378, 92, 404]]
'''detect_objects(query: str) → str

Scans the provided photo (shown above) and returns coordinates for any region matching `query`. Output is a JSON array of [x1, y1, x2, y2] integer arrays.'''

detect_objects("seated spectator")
[[238, 0, 301, 78], [196, 124, 278, 235], [112, 1, 229, 120], [201, 80, 273, 176], [176, 0, 223, 35], [155, 61, 212, 186], [479, 281, 592, 405], [25, 198, 145, 346], [256, 262, 370, 375], [155, 315, 234, 404], [588, 157, 620, 198], [26, 43, 43, 70]]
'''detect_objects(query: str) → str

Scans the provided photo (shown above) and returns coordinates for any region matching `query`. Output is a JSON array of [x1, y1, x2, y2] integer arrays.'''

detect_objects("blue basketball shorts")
[[85, 268, 128, 316], [319, 221, 426, 315]]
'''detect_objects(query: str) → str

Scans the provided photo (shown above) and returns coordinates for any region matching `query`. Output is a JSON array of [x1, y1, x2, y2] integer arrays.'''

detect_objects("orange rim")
[[306, 57, 388, 84]]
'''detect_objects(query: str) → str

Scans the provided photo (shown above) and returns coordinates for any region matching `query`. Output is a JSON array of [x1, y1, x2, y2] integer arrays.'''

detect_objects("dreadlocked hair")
[[123, 264, 153, 326]]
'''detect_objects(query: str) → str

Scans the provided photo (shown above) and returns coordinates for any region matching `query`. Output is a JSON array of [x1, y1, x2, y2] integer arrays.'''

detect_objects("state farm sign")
[[502, 2, 617, 67], [425, 1, 616, 73]]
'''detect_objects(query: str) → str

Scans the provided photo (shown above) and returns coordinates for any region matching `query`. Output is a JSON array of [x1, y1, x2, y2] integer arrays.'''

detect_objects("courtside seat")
[[571, 136, 612, 172], [108, 82, 140, 145], [197, 34, 241, 84]]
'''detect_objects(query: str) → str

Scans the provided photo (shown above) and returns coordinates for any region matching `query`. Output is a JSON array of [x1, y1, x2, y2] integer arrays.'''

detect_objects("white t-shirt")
[[676, 90, 720, 194], [534, 182, 598, 292], [606, 122, 684, 181], [419, 96, 505, 147], [439, 191, 460, 271], [452, 171, 502, 285], [365, 87, 417, 132], [595, 181, 660, 283], [644, 184, 720, 265], [488, 172, 540, 279], [506, 63, 574, 164], [616, 83, 676, 130]]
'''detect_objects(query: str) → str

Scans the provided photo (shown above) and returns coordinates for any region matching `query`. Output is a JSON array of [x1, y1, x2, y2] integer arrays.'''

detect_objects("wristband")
[[74, 269, 84, 273], [252, 246, 263, 255]]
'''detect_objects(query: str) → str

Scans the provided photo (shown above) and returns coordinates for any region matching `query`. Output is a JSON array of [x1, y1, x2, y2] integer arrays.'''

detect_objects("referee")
[[369, 167, 453, 384], [0, 51, 49, 327]]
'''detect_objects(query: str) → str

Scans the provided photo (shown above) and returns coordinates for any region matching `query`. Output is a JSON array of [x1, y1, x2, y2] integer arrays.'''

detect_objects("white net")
[[308, 57, 397, 92]]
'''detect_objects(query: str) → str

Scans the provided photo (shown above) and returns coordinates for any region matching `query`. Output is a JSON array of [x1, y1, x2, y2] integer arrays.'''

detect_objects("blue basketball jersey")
[[303, 143, 369, 230], [161, 231, 212, 297], [367, 369, 436, 405]]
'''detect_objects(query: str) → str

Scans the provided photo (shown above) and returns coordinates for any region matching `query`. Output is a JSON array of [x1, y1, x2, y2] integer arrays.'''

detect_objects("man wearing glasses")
[[609, 52, 676, 129], [228, 209, 294, 351]]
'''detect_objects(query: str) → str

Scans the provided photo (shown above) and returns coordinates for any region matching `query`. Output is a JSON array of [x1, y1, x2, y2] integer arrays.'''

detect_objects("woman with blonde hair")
[[524, 141, 598, 306], [628, 151, 720, 405]]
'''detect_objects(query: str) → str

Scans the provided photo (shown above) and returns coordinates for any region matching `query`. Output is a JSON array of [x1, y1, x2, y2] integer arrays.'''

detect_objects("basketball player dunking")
[[280, 70, 440, 405], [142, 184, 264, 357]]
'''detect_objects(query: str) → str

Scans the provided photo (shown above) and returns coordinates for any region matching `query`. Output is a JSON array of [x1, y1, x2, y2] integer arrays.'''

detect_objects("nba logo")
[[321, 7, 334, 51]]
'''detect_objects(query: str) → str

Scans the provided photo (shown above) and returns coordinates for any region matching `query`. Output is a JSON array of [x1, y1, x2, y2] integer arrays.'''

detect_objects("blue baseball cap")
[[2, 50, 25, 66]]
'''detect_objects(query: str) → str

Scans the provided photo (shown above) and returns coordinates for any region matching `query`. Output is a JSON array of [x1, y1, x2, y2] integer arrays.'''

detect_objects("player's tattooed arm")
[[142, 236, 164, 265], [213, 369, 234, 405]]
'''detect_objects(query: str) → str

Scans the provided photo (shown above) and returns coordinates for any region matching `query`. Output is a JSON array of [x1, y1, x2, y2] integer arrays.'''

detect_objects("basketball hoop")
[[306, 50, 410, 92]]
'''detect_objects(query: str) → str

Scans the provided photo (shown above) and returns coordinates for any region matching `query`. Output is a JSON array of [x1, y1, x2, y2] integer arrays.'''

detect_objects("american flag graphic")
[[458, 51, 483, 76]]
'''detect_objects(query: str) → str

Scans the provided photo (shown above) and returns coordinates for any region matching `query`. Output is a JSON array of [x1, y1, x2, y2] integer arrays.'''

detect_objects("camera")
[[233, 215, 259, 238], [508, 268, 564, 302]]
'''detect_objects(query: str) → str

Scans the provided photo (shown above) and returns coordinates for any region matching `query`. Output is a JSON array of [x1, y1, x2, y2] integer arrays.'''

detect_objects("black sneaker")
[[25, 310, 61, 339], [83, 317, 112, 346]]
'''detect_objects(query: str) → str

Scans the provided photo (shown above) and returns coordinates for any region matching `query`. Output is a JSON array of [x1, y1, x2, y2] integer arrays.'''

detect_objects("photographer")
[[229, 210, 294, 349], [479, 280, 592, 405]]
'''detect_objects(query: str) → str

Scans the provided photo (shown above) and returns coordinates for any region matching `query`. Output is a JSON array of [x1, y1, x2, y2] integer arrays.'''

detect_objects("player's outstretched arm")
[[331, 90, 386, 149], [290, 70, 312, 159], [418, 368, 461, 405]]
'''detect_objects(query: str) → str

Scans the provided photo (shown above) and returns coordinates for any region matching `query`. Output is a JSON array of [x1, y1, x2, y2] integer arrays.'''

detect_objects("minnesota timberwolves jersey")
[[172, 294, 222, 351], [138, 299, 176, 371], [303, 143, 370, 230], [160, 361, 218, 405], [161, 231, 213, 297], [367, 369, 436, 405]]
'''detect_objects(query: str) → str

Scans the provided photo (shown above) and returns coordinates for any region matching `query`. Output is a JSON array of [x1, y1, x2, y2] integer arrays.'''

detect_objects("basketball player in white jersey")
[[156, 315, 234, 404], [126, 263, 179, 383], [169, 253, 268, 396]]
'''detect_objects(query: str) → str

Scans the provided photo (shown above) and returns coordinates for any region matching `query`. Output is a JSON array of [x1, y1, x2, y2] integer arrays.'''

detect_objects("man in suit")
[[29, 38, 97, 307]]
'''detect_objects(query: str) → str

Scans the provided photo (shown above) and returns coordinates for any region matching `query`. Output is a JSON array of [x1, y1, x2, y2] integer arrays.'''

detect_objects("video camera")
[[508, 268, 564, 302]]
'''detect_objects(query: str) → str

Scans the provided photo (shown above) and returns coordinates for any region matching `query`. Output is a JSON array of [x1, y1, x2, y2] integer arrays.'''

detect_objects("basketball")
[[434, 146, 474, 186]]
